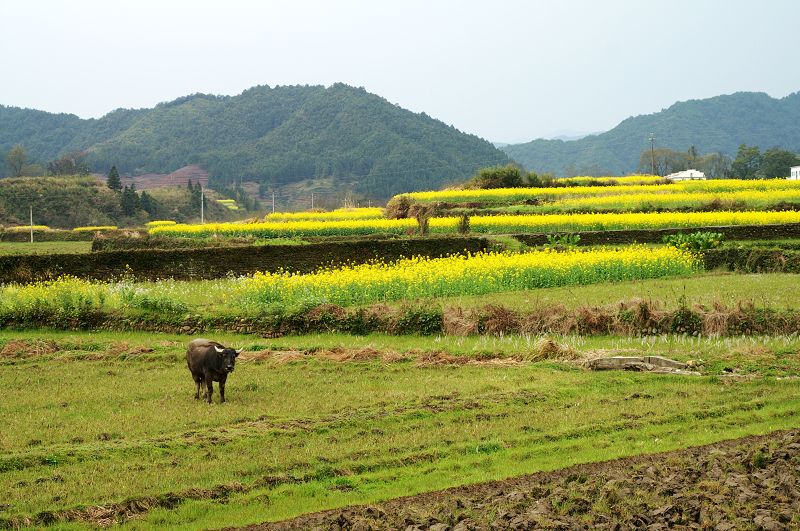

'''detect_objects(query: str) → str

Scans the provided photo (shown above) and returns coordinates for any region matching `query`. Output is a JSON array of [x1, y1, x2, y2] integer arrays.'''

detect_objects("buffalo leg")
[[194, 376, 204, 400], [206, 378, 214, 404], [219, 376, 227, 403]]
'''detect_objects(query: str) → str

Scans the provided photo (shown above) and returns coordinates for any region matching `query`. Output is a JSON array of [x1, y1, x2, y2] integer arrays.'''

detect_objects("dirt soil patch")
[[0, 339, 59, 358], [238, 429, 800, 530]]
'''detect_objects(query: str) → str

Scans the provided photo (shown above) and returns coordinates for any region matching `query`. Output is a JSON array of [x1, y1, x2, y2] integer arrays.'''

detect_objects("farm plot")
[[264, 207, 384, 222], [0, 241, 92, 256], [1, 330, 799, 529], [0, 245, 699, 324], [148, 210, 800, 239], [395, 178, 800, 206]]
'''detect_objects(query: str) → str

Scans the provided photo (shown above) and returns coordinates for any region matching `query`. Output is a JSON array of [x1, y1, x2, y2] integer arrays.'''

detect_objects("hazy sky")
[[2, 0, 799, 143]]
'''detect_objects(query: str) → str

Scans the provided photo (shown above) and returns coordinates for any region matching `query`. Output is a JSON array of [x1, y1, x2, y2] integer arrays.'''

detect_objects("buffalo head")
[[214, 345, 243, 373]]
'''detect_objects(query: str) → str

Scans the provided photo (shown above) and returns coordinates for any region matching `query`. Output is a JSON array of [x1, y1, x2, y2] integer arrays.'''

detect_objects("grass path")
[[0, 241, 92, 255]]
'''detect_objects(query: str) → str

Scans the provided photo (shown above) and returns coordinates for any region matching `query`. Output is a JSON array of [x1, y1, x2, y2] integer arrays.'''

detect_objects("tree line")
[[3, 144, 91, 178], [637, 145, 799, 179]]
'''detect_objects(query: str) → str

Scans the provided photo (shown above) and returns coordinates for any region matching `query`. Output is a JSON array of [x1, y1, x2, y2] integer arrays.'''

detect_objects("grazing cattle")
[[186, 338, 242, 403]]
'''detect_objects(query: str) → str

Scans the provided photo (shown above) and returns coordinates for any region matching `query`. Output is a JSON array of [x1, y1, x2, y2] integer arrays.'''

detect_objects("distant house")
[[665, 169, 706, 181], [790, 166, 800, 180]]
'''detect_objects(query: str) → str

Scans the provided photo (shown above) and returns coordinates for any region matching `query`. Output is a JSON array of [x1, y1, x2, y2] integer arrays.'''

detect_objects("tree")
[[465, 164, 523, 189], [48, 151, 90, 176], [187, 179, 203, 210], [6, 145, 27, 177], [637, 148, 688, 176], [121, 184, 141, 216], [687, 146, 699, 169], [696, 152, 731, 179], [107, 165, 122, 191], [140, 190, 157, 216], [730, 144, 763, 179], [759, 148, 800, 179]]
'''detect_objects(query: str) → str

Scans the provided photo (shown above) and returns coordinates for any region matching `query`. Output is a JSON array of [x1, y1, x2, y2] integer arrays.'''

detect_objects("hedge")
[[0, 229, 95, 242], [703, 248, 800, 273], [0, 236, 491, 284], [1, 299, 798, 338], [511, 222, 800, 247]]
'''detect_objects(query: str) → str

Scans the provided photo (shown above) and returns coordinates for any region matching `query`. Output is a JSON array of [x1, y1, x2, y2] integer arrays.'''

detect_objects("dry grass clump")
[[480, 305, 521, 335], [527, 337, 579, 362], [0, 339, 59, 358], [442, 307, 481, 336], [520, 304, 572, 335]]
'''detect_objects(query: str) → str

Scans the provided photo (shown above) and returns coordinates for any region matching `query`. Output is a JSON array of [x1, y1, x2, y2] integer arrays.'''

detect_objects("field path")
[[239, 429, 800, 530]]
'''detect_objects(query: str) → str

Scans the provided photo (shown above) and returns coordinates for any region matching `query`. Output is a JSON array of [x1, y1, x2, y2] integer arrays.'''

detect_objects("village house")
[[665, 169, 706, 181], [790, 165, 800, 180]]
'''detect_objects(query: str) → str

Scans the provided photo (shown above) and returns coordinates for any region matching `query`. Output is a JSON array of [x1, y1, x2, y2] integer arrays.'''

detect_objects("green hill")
[[0, 176, 237, 229], [0, 84, 508, 199], [502, 91, 800, 176]]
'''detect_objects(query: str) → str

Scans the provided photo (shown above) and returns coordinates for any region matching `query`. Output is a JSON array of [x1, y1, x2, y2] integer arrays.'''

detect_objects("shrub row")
[[0, 229, 96, 242], [0, 236, 491, 284], [703, 248, 800, 273], [0, 299, 796, 338], [90, 232, 401, 251], [512, 222, 800, 247], [91, 233, 262, 251]]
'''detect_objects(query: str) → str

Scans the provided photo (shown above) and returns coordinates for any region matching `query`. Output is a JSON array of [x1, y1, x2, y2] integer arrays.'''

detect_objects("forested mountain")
[[0, 84, 508, 199], [502, 92, 800, 176]]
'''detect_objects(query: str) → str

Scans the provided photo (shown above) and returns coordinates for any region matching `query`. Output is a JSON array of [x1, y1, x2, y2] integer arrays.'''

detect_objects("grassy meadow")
[[0, 241, 92, 256], [1, 329, 799, 528]]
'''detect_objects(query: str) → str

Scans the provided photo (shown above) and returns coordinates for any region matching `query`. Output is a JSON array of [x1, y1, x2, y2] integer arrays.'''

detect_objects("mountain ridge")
[[0, 84, 509, 199], [502, 91, 800, 176]]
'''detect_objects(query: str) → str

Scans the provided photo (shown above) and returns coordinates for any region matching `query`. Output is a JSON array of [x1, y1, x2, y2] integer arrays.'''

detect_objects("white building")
[[790, 166, 800, 180], [665, 169, 706, 181]]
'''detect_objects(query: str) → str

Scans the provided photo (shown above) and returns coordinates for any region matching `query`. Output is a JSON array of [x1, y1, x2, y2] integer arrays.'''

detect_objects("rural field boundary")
[[0, 229, 95, 242], [0, 236, 491, 283], [2, 223, 800, 284], [1, 297, 798, 338], [511, 222, 800, 246]]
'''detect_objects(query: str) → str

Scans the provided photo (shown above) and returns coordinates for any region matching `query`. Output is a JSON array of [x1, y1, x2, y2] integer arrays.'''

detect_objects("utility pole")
[[200, 185, 205, 224], [272, 191, 275, 214], [29, 205, 33, 243], [311, 192, 314, 210], [648, 133, 656, 175]]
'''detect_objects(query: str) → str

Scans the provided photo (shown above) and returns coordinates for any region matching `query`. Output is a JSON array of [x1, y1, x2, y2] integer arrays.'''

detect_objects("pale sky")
[[1, 0, 799, 143]]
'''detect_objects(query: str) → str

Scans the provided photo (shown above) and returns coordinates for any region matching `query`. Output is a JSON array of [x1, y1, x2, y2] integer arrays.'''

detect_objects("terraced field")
[[2, 176, 800, 529]]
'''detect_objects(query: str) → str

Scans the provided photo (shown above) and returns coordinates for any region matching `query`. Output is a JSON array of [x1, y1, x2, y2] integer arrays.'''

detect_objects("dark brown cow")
[[186, 338, 242, 403]]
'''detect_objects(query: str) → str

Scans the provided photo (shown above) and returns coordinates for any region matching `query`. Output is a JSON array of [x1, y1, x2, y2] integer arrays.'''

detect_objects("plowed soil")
[[238, 429, 800, 530]]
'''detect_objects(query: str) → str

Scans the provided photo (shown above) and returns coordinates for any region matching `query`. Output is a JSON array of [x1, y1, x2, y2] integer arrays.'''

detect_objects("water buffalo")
[[186, 339, 242, 403]]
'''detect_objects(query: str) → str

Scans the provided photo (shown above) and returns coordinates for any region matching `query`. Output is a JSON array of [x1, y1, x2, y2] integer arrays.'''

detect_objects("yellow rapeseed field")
[[145, 220, 177, 227], [537, 189, 800, 213], [72, 226, 117, 232], [149, 210, 800, 238], [150, 218, 417, 238], [4, 225, 50, 232], [264, 207, 384, 222], [463, 210, 800, 234], [397, 179, 800, 205], [238, 246, 698, 307]]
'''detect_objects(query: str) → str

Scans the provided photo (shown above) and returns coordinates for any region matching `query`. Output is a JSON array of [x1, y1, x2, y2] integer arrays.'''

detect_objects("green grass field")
[[1, 329, 799, 528], [0, 241, 92, 256], [435, 272, 800, 310], [92, 272, 800, 313]]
